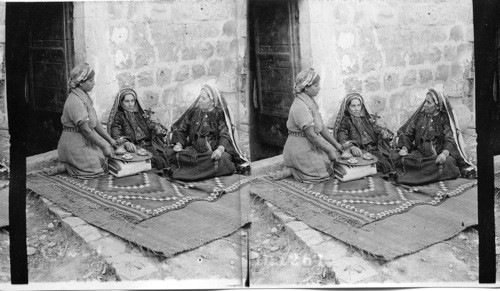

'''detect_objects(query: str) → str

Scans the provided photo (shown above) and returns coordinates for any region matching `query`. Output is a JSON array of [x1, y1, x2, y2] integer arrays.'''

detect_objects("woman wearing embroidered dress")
[[275, 68, 342, 183], [333, 93, 395, 174], [57, 63, 117, 178], [107, 88, 171, 172], [169, 84, 249, 182], [395, 88, 476, 185]]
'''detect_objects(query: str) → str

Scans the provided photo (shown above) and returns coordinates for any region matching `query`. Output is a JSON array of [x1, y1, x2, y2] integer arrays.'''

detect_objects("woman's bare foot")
[[43, 163, 66, 176], [269, 167, 292, 180]]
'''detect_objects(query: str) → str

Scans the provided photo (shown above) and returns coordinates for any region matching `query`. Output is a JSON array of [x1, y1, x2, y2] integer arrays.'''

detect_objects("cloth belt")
[[63, 126, 81, 133], [288, 131, 305, 137]]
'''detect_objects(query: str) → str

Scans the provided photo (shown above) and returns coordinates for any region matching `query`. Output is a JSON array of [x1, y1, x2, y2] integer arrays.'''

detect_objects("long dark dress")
[[395, 111, 466, 185], [170, 106, 242, 181], [110, 110, 171, 171], [337, 115, 395, 174]]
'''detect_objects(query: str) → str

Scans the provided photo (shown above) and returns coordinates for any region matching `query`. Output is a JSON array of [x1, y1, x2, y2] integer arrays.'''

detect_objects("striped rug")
[[252, 175, 477, 260], [28, 171, 257, 223], [27, 172, 252, 257]]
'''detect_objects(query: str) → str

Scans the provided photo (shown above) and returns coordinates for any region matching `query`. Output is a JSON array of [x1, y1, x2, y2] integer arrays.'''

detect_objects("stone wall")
[[0, 3, 6, 129], [75, 0, 248, 133], [299, 0, 474, 132]]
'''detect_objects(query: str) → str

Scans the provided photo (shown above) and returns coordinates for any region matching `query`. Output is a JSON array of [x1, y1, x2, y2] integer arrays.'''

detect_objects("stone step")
[[255, 195, 379, 284]]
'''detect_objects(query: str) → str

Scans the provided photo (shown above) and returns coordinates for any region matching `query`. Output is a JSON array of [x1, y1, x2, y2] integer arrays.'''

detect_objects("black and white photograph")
[[0, 0, 499, 289]]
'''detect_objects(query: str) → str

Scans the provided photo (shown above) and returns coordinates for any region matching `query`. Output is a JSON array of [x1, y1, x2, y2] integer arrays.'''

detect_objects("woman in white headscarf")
[[57, 63, 117, 178], [169, 84, 249, 181], [107, 88, 171, 172], [394, 88, 476, 185], [332, 92, 395, 174]]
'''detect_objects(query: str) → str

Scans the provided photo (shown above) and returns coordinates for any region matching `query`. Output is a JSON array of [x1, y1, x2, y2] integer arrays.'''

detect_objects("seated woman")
[[169, 84, 249, 182], [57, 63, 117, 179], [333, 93, 395, 174], [395, 88, 476, 185], [107, 88, 171, 172], [276, 68, 342, 183]]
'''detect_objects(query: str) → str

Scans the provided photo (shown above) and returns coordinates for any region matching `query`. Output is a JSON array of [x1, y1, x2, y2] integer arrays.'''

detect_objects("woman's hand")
[[102, 145, 114, 158], [110, 139, 118, 149], [327, 150, 339, 162], [154, 124, 165, 135], [399, 146, 408, 156], [381, 130, 389, 140], [350, 146, 362, 157], [173, 142, 183, 152], [211, 146, 225, 160], [435, 150, 449, 164], [124, 142, 136, 152], [211, 149, 222, 160]]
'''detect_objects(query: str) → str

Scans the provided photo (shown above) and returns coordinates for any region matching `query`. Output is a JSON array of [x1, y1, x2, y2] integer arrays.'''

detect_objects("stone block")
[[443, 45, 457, 62], [364, 76, 381, 92], [137, 71, 154, 87], [158, 42, 179, 63], [325, 256, 378, 284], [215, 41, 229, 57], [285, 221, 310, 233], [161, 86, 182, 106], [272, 209, 296, 224], [419, 69, 433, 84], [450, 25, 464, 41], [310, 239, 348, 262], [200, 42, 215, 60], [175, 65, 190, 82], [424, 46, 441, 63], [181, 46, 197, 61], [26, 150, 59, 174], [156, 68, 172, 87], [435, 64, 450, 82], [135, 46, 155, 69], [191, 64, 206, 79], [451, 62, 463, 78], [48, 206, 72, 220], [110, 26, 128, 45], [343, 77, 362, 93], [107, 252, 159, 281], [340, 53, 359, 74], [403, 70, 417, 87], [72, 225, 102, 243], [385, 47, 406, 67], [362, 50, 382, 73], [409, 51, 424, 65], [223, 20, 237, 36], [140, 91, 159, 109], [89, 236, 127, 258], [114, 49, 133, 70], [208, 60, 223, 76], [294, 229, 325, 247], [223, 58, 236, 72], [117, 72, 135, 88], [457, 43, 473, 62], [368, 95, 386, 113], [383, 72, 399, 91]]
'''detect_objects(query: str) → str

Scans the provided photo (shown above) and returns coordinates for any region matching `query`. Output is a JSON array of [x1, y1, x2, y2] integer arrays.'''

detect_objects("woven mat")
[[252, 176, 477, 260], [27, 172, 252, 257], [27, 172, 256, 223]]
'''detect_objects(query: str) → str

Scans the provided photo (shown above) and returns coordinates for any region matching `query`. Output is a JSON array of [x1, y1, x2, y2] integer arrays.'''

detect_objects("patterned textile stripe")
[[27, 172, 259, 223], [261, 175, 476, 227]]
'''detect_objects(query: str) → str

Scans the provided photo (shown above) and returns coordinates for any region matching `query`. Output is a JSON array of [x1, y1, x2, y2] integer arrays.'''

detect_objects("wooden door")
[[27, 2, 74, 113], [251, 0, 300, 147]]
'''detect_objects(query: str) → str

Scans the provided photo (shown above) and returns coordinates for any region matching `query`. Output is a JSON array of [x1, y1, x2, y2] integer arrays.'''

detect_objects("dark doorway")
[[6, 2, 74, 156], [248, 0, 300, 161]]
